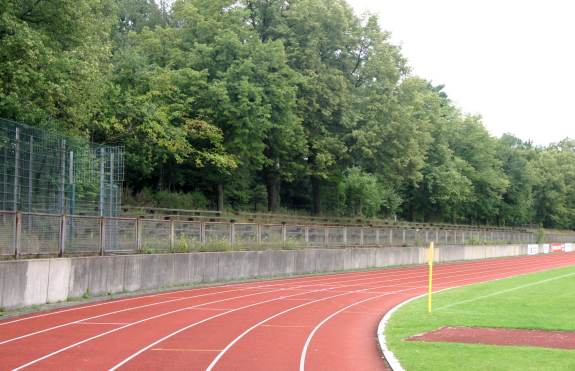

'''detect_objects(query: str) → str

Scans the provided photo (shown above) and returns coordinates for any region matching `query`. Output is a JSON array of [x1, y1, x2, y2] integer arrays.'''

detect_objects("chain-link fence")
[[0, 119, 123, 216], [2, 210, 574, 259]]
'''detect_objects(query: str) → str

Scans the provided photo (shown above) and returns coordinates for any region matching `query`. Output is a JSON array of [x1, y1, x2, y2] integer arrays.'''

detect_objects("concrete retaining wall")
[[0, 244, 528, 310]]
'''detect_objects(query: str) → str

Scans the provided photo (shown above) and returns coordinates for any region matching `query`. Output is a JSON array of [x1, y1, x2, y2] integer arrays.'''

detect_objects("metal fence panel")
[[0, 213, 15, 255], [205, 223, 230, 244], [174, 221, 201, 249], [378, 228, 391, 246], [391, 229, 403, 245], [403, 229, 416, 246], [139, 220, 170, 251], [347, 227, 361, 245], [286, 225, 305, 246], [8, 209, 575, 259], [261, 224, 283, 246], [66, 216, 100, 254], [308, 227, 325, 246], [327, 227, 344, 246], [20, 214, 60, 255], [363, 228, 377, 245], [105, 218, 137, 252]]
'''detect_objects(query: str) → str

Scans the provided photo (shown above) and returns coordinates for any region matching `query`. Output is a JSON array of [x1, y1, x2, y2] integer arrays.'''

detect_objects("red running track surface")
[[1, 252, 574, 371]]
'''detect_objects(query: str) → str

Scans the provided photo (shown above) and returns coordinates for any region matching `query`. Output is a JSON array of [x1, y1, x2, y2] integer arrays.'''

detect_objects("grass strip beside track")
[[386, 264, 575, 371]]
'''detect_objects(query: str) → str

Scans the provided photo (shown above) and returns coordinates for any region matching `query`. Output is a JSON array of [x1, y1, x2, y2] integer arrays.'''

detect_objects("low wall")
[[0, 244, 527, 310]]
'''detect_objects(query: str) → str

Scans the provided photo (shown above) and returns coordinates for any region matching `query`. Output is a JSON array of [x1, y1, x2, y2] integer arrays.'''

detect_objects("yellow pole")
[[428, 241, 434, 313]]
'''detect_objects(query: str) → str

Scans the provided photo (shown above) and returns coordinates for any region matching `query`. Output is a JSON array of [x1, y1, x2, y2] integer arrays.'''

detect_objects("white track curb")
[[377, 294, 426, 371]]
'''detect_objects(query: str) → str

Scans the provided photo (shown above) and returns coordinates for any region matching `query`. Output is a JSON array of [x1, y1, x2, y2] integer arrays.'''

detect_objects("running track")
[[1, 252, 574, 371]]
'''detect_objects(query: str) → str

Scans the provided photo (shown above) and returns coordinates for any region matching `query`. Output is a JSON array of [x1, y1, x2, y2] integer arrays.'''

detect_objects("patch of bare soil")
[[407, 326, 575, 350]]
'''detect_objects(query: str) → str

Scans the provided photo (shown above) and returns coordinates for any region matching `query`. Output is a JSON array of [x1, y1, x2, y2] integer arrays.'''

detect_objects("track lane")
[[0, 263, 442, 343], [300, 252, 575, 371], [0, 252, 573, 371], [3, 261, 478, 369], [108, 253, 575, 371]]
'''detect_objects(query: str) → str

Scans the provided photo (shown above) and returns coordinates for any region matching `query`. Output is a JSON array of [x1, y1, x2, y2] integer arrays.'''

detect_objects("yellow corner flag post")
[[428, 241, 434, 313]]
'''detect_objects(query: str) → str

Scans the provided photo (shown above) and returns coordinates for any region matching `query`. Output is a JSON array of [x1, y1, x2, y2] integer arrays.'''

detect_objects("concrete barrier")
[[0, 244, 530, 310]]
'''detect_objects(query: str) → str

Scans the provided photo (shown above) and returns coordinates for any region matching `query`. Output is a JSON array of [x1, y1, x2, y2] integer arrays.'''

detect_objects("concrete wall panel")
[[0, 244, 537, 310], [47, 258, 71, 303]]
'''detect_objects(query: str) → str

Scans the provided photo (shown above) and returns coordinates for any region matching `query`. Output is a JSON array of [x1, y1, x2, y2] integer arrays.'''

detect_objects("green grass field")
[[385, 265, 575, 371]]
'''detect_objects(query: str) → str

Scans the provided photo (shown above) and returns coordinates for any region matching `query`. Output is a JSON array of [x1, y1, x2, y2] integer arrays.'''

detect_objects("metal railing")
[[1, 210, 574, 259]]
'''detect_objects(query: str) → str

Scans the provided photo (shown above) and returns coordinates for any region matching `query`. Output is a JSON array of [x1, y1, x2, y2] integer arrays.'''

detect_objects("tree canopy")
[[1, 0, 573, 229]]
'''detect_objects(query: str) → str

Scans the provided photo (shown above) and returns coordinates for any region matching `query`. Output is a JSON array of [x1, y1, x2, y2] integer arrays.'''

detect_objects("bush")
[[125, 188, 211, 210]]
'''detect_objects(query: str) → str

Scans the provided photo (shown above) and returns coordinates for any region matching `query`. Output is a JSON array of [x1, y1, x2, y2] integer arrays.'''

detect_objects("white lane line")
[[300, 258, 575, 371], [376, 262, 575, 371], [0, 265, 409, 327], [107, 255, 573, 371], [0, 250, 552, 331], [207, 256, 564, 371], [0, 258, 471, 346], [435, 271, 575, 311], [75, 322, 132, 326], [12, 288, 328, 371], [0, 287, 262, 346], [376, 295, 423, 371], [12, 265, 441, 371], [0, 249, 549, 327], [107, 289, 338, 371], [109, 256, 553, 370], [10, 253, 572, 370], [2, 267, 412, 345]]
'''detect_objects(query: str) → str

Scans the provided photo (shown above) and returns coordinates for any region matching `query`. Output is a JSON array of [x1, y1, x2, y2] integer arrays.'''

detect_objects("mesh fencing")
[[0, 119, 123, 216], [0, 213, 15, 255], [0, 211, 573, 258]]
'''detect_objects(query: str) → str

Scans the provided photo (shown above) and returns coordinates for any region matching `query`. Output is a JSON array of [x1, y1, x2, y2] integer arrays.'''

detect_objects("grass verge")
[[385, 264, 575, 371]]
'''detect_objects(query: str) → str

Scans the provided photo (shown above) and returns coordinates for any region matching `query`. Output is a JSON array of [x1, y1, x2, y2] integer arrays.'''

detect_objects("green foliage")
[[2, 0, 575, 230], [341, 167, 384, 217], [125, 188, 211, 210], [537, 227, 546, 244]]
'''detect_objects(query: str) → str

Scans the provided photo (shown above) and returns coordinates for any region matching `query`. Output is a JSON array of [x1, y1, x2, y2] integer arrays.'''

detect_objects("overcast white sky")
[[347, 0, 575, 145]]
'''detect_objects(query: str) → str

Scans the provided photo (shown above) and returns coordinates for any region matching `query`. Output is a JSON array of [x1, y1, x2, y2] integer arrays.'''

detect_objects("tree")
[[0, 0, 115, 135]]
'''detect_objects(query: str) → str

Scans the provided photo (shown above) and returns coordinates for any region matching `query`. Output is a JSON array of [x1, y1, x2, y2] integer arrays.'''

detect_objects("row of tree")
[[1, 0, 574, 228]]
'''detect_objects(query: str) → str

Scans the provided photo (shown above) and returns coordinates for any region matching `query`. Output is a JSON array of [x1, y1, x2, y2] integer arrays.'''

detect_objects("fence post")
[[59, 214, 66, 257], [360, 228, 364, 246], [99, 217, 105, 256], [200, 222, 206, 244], [28, 135, 33, 212], [282, 223, 287, 248], [343, 227, 348, 246], [13, 128, 20, 212], [135, 218, 141, 252], [59, 139, 66, 214], [324, 227, 329, 247], [170, 219, 175, 251], [256, 224, 262, 246], [304, 226, 309, 247], [230, 222, 235, 247], [389, 229, 393, 246], [14, 212, 21, 259], [402, 229, 406, 245], [99, 148, 105, 216], [376, 228, 380, 246]]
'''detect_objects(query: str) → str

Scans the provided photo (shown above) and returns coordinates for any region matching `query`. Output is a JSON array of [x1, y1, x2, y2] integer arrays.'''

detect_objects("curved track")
[[1, 252, 574, 371]]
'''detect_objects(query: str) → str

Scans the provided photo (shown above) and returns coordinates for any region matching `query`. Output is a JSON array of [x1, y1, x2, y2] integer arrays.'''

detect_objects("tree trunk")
[[266, 169, 281, 212], [311, 176, 321, 215], [217, 183, 224, 211]]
